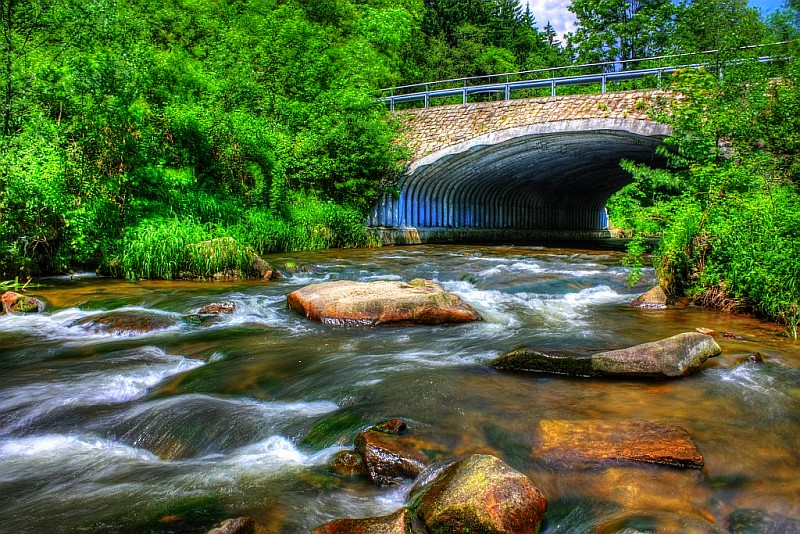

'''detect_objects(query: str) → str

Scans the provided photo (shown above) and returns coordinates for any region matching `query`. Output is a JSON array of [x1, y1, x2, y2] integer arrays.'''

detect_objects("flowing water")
[[1, 244, 798, 533]]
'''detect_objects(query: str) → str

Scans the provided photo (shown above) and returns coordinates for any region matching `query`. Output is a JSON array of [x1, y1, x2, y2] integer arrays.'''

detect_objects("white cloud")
[[523, 0, 577, 41]]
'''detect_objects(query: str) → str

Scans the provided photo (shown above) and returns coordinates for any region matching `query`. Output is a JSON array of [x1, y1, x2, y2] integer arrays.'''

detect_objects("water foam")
[[0, 347, 205, 434]]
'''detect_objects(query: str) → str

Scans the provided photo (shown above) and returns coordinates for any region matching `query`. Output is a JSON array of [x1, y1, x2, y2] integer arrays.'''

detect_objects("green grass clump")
[[122, 219, 254, 280]]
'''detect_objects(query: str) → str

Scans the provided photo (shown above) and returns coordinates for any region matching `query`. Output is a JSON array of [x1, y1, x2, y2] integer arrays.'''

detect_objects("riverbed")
[[1, 244, 798, 532]]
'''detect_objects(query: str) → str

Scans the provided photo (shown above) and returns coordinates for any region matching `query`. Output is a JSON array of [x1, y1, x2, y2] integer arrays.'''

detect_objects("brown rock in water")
[[206, 517, 255, 534], [330, 450, 367, 477], [533, 419, 704, 469], [723, 332, 745, 340], [373, 418, 407, 435], [287, 280, 482, 326], [629, 285, 668, 309], [73, 310, 177, 335], [252, 256, 282, 280], [355, 429, 432, 485], [1, 291, 45, 314], [313, 508, 413, 534], [199, 301, 236, 315], [410, 454, 547, 534]]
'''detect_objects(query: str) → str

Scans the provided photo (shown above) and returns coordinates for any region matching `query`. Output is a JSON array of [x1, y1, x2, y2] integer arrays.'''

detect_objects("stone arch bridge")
[[368, 90, 671, 243]]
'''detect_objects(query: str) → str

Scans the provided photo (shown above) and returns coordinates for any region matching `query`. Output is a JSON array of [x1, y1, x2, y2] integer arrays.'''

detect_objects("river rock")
[[252, 256, 282, 280], [198, 301, 236, 315], [490, 332, 721, 378], [287, 279, 482, 326], [313, 508, 414, 534], [532, 419, 704, 469], [206, 517, 256, 534], [629, 285, 668, 309], [330, 450, 367, 477], [410, 454, 548, 534], [73, 310, 178, 335], [1, 291, 45, 314], [355, 429, 431, 485], [591, 332, 721, 377]]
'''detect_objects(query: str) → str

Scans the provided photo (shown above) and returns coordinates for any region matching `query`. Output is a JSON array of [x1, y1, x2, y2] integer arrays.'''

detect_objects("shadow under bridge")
[[369, 118, 670, 243]]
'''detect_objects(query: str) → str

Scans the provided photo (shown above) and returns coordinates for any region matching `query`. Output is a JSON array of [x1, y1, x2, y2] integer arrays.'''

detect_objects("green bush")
[[608, 65, 800, 337]]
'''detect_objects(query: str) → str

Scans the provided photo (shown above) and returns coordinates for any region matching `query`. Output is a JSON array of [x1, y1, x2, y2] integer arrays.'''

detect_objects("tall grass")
[[122, 219, 254, 280], [230, 194, 375, 254], [122, 195, 379, 280]]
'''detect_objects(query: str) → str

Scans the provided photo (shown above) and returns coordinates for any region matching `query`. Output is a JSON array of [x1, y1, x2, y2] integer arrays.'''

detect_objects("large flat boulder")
[[490, 332, 721, 378], [287, 279, 482, 326], [532, 419, 704, 469], [410, 454, 548, 534]]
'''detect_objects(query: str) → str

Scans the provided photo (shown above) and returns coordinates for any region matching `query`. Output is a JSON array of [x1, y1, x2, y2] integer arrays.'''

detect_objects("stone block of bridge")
[[399, 90, 668, 160]]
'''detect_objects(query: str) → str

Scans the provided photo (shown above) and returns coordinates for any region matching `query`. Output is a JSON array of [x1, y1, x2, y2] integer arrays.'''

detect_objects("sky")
[[524, 0, 789, 40]]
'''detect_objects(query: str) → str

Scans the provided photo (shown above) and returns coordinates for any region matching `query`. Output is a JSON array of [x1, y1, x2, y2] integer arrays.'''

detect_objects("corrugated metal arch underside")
[[370, 118, 670, 231]]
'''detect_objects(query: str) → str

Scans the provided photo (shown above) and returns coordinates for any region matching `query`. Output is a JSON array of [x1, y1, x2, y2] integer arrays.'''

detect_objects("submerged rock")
[[695, 327, 718, 336], [728, 508, 800, 533], [532, 419, 704, 469], [287, 279, 482, 326], [198, 301, 236, 315], [73, 310, 177, 335], [629, 285, 668, 309], [490, 349, 596, 376], [1, 291, 45, 314], [410, 454, 548, 534], [206, 517, 256, 534], [313, 508, 414, 534], [490, 332, 721, 378]]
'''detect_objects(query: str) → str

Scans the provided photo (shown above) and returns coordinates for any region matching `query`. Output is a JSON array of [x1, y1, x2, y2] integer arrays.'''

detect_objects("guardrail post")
[[390, 98, 394, 111], [551, 79, 556, 97], [601, 75, 606, 93], [424, 84, 430, 108]]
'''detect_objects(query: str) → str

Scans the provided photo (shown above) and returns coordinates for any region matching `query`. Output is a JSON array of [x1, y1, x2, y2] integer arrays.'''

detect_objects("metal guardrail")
[[381, 41, 795, 110]]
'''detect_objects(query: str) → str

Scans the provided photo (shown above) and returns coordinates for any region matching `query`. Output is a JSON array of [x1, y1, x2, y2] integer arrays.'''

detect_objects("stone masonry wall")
[[399, 90, 669, 160]]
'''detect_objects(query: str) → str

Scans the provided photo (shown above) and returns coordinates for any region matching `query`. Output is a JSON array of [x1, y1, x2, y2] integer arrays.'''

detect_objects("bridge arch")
[[370, 96, 671, 242]]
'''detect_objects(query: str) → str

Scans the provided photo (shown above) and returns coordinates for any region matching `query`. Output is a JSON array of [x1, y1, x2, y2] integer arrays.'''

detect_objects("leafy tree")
[[673, 0, 765, 53], [567, 0, 677, 67]]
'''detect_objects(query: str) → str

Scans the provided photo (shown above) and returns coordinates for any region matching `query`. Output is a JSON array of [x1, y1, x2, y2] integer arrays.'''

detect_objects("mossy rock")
[[489, 348, 596, 376], [409, 454, 547, 534]]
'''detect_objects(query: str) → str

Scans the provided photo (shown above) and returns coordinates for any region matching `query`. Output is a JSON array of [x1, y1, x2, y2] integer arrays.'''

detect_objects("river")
[[1, 244, 798, 533]]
